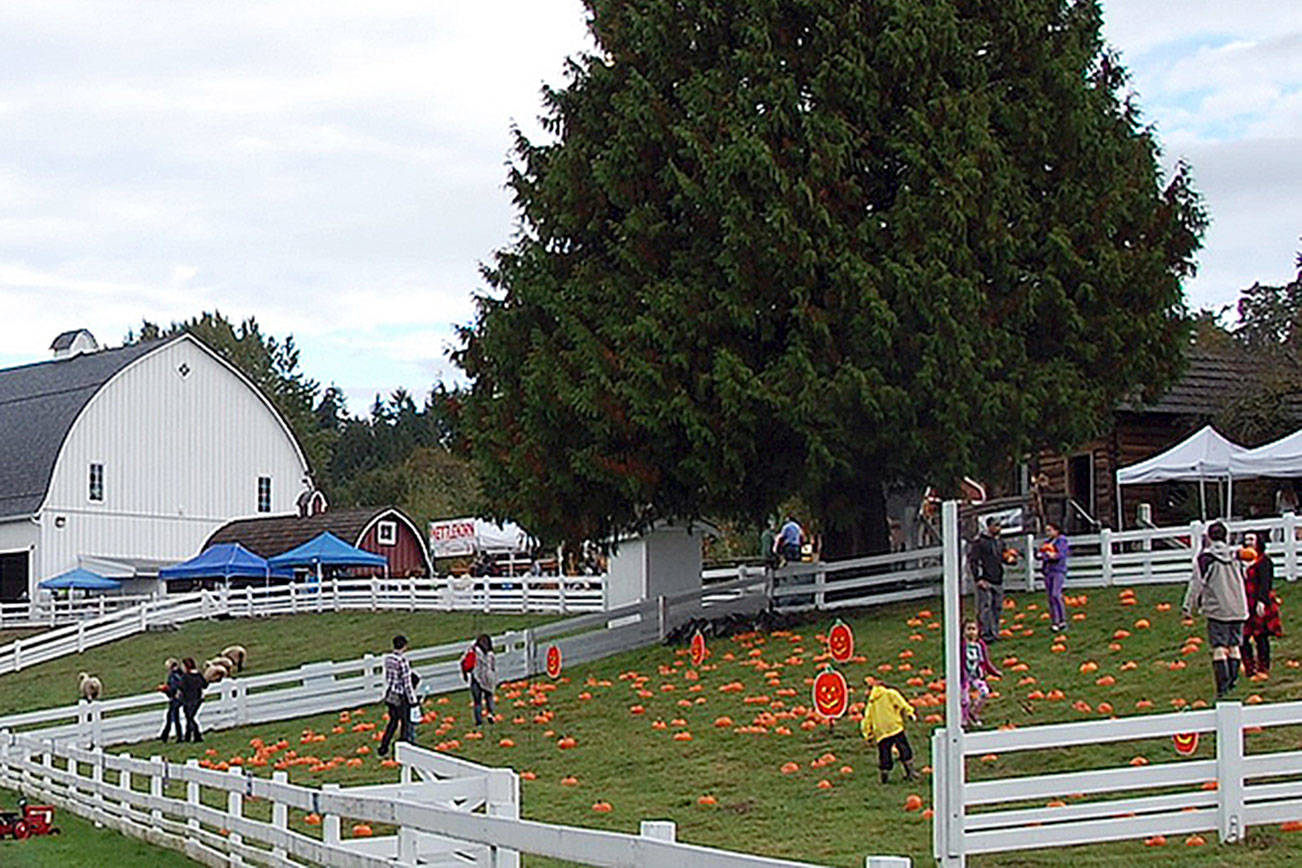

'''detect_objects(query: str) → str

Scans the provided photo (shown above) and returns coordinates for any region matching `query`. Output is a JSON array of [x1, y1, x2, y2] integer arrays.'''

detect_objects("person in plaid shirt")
[[378, 634, 418, 755]]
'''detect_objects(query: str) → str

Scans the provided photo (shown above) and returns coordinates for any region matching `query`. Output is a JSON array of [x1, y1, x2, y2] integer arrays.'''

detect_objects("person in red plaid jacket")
[[378, 634, 418, 755]]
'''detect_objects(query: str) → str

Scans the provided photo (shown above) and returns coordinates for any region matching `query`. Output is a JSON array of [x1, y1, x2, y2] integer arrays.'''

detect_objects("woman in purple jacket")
[[1036, 521, 1071, 632]]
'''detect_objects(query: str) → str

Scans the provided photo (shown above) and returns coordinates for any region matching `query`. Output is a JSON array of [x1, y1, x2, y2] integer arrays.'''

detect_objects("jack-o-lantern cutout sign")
[[545, 645, 563, 680], [1173, 731, 1199, 756], [690, 630, 707, 667], [828, 620, 854, 663], [812, 665, 849, 719]]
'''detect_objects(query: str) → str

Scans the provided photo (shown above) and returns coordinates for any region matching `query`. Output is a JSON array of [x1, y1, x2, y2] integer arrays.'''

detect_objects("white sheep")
[[78, 671, 102, 702], [203, 662, 229, 683], [220, 645, 247, 672]]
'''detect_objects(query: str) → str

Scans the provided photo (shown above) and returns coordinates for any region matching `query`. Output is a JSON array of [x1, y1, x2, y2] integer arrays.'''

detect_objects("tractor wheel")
[[12, 821, 29, 840], [50, 826, 62, 834]]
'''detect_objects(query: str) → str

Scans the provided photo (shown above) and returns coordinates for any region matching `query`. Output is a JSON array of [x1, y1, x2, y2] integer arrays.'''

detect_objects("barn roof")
[[204, 506, 419, 558], [0, 339, 167, 518]]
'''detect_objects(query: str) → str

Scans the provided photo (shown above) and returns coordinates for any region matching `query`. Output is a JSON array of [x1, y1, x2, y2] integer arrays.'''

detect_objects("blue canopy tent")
[[38, 568, 123, 591], [267, 531, 389, 581], [159, 543, 292, 582]]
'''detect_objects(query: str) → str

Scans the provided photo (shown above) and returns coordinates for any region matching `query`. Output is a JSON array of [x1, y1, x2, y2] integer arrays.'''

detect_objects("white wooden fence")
[[0, 572, 877, 868], [932, 700, 1302, 864], [0, 575, 605, 676], [0, 733, 848, 868], [930, 502, 1302, 865], [0, 593, 156, 629]]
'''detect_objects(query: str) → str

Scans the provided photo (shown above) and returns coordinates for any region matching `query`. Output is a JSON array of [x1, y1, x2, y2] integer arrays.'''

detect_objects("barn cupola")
[[50, 329, 100, 359]]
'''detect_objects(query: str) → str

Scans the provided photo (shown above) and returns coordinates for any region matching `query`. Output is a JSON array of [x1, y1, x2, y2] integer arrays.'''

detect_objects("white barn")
[[0, 331, 311, 600]]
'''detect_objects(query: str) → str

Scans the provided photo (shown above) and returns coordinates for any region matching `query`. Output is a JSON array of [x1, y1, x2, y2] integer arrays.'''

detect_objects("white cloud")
[[0, 1, 1296, 401]]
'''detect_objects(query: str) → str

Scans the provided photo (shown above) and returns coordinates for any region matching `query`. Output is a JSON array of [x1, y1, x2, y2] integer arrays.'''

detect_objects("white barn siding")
[[36, 337, 309, 587]]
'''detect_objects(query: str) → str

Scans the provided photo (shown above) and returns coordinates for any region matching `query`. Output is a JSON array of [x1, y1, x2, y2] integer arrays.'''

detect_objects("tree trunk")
[[817, 475, 890, 559]]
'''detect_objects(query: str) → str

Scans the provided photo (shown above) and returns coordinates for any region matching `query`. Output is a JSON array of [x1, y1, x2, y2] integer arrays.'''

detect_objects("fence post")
[[186, 758, 201, 837], [522, 575, 530, 613], [1286, 512, 1297, 582], [941, 501, 966, 868], [640, 820, 676, 842], [13, 637, 21, 672], [486, 768, 520, 868], [150, 755, 164, 823], [815, 566, 827, 609], [322, 783, 341, 846], [931, 728, 946, 865], [658, 596, 668, 641], [117, 751, 132, 817], [236, 680, 248, 726], [77, 621, 85, 654], [1216, 701, 1245, 844], [1023, 533, 1034, 591], [271, 770, 289, 860], [1100, 528, 1113, 587], [227, 767, 245, 866], [1190, 520, 1205, 577]]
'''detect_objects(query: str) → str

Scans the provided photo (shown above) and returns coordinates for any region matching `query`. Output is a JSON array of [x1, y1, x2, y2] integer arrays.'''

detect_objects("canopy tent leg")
[[1199, 477, 1207, 520], [1227, 476, 1234, 521]]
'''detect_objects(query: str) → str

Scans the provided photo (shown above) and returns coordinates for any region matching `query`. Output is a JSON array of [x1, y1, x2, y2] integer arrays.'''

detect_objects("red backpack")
[[460, 646, 476, 674]]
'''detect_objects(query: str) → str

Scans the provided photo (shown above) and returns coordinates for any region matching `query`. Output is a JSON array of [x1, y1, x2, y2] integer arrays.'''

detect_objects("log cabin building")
[[1033, 347, 1301, 532]]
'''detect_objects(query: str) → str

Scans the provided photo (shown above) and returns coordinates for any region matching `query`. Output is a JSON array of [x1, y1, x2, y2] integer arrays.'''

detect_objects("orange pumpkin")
[[592, 801, 613, 813], [904, 794, 923, 811]]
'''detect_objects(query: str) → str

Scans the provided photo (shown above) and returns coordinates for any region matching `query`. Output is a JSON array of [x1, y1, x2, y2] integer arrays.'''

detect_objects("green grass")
[[106, 580, 1302, 867], [0, 610, 549, 717], [0, 786, 200, 866]]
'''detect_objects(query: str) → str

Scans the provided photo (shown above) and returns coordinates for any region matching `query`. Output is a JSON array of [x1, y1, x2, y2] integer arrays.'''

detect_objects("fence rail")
[[0, 593, 156, 629]]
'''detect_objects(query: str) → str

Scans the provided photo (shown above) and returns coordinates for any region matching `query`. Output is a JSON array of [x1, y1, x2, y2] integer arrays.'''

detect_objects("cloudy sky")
[[0, 1, 1298, 412]]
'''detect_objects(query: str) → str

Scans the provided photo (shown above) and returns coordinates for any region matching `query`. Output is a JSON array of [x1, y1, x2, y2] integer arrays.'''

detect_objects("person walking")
[[773, 515, 805, 564], [159, 658, 184, 743], [1036, 521, 1071, 632], [960, 620, 1001, 727], [1241, 531, 1283, 678], [466, 633, 497, 727], [860, 680, 918, 783], [178, 657, 207, 743], [1182, 521, 1249, 699], [968, 517, 1006, 643], [378, 634, 418, 756]]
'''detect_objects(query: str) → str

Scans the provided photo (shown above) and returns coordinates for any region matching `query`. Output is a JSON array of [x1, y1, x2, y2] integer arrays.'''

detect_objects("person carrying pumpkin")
[[1241, 531, 1284, 678], [1034, 520, 1070, 632], [960, 620, 1001, 727], [861, 680, 918, 783]]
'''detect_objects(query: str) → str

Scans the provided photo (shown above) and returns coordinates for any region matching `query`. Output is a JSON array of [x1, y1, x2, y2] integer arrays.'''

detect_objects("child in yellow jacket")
[[861, 682, 918, 783]]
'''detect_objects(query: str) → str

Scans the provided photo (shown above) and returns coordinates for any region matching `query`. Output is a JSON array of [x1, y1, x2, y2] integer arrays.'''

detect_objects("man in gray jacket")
[[1183, 521, 1249, 699]]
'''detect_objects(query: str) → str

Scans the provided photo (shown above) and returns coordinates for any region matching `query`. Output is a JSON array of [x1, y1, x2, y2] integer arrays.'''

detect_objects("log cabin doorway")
[[1067, 452, 1095, 533]]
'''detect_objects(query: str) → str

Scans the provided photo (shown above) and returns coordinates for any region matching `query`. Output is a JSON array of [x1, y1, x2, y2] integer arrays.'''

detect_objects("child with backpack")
[[462, 634, 497, 727], [861, 679, 918, 783]]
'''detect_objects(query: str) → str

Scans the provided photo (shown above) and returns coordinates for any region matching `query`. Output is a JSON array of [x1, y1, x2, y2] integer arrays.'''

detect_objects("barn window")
[[88, 463, 104, 502], [257, 476, 271, 513], [377, 520, 398, 546]]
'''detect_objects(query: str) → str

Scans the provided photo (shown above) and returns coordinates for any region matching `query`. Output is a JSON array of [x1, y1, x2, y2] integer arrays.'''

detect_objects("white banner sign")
[[429, 519, 477, 558]]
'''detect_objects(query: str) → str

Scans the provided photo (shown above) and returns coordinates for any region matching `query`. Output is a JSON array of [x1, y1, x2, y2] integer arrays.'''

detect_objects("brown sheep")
[[78, 671, 102, 701], [220, 645, 247, 672]]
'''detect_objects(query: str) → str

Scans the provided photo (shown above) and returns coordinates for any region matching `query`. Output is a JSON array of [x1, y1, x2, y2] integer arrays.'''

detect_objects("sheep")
[[203, 662, 229, 683], [78, 671, 102, 702], [219, 645, 247, 672], [211, 655, 235, 671]]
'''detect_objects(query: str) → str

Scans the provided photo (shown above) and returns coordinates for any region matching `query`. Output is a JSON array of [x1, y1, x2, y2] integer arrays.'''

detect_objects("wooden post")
[[227, 767, 245, 866], [271, 770, 289, 861], [150, 755, 164, 824], [486, 768, 520, 868], [322, 783, 341, 846], [186, 758, 201, 836], [1286, 512, 1297, 582], [1216, 701, 1245, 844], [941, 500, 966, 867], [1100, 527, 1113, 587]]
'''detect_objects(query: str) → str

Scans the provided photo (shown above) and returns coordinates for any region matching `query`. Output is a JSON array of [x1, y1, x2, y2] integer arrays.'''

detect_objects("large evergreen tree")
[[455, 0, 1205, 553]]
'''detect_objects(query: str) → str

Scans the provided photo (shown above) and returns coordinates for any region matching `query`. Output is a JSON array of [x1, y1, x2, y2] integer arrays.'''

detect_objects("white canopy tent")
[[1114, 425, 1247, 525], [1229, 429, 1302, 480]]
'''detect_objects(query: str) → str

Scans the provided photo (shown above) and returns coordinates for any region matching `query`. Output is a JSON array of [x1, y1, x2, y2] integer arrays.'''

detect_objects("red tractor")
[[0, 798, 60, 839]]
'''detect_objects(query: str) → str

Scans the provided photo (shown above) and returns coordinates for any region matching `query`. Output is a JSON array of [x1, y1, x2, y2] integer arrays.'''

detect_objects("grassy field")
[[0, 786, 200, 866], [102, 579, 1302, 867], [0, 610, 548, 717]]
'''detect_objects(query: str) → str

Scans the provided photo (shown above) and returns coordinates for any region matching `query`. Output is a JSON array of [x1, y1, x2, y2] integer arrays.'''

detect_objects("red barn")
[[205, 505, 432, 578]]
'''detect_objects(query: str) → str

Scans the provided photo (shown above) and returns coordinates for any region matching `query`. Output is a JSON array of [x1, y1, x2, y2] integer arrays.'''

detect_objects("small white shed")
[[605, 520, 714, 610]]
